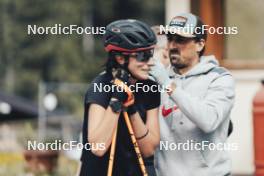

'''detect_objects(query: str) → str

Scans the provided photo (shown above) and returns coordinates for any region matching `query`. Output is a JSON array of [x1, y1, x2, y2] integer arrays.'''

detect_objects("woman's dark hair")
[[105, 52, 129, 73]]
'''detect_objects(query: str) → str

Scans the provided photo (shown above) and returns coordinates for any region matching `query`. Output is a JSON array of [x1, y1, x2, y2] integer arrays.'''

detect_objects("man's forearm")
[[166, 82, 233, 133]]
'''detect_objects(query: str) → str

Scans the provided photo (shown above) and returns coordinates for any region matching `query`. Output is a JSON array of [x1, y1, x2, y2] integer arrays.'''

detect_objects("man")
[[150, 13, 235, 176], [80, 19, 160, 176]]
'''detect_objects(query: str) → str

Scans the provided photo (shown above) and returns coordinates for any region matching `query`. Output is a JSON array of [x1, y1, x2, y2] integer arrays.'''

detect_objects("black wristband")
[[109, 99, 123, 113], [136, 129, 149, 140]]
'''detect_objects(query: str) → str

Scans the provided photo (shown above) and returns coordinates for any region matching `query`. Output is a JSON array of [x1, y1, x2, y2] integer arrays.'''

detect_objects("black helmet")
[[104, 19, 156, 52]]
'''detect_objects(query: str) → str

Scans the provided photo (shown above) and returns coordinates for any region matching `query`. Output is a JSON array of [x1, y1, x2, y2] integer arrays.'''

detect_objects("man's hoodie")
[[155, 55, 235, 176]]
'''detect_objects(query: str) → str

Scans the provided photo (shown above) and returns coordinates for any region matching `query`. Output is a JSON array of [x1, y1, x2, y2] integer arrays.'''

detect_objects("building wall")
[[228, 70, 264, 175]]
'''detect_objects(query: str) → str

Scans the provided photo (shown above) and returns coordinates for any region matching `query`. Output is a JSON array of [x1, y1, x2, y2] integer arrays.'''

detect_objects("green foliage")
[[0, 0, 164, 106], [0, 0, 102, 100]]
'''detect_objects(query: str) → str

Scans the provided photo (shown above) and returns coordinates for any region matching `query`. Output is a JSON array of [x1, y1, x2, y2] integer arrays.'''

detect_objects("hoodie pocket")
[[179, 138, 209, 167]]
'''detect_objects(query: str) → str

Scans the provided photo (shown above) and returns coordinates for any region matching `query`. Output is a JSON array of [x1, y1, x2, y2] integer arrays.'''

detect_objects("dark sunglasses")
[[167, 34, 195, 44], [124, 49, 154, 62]]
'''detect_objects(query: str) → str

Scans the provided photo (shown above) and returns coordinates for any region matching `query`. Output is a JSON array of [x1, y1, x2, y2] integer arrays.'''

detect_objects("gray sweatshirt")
[[154, 55, 235, 176]]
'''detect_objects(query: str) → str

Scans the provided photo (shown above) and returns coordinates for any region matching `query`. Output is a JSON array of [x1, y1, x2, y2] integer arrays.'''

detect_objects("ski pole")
[[123, 111, 148, 176], [107, 126, 118, 176]]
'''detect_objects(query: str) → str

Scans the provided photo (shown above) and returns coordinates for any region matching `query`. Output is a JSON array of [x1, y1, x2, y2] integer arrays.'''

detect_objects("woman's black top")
[[80, 72, 160, 176]]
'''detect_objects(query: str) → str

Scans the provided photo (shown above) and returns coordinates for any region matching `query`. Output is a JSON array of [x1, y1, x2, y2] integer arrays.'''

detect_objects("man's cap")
[[164, 13, 207, 40]]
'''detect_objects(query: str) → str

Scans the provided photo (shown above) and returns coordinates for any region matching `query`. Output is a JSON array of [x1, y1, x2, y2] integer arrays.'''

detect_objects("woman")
[[79, 19, 160, 176]]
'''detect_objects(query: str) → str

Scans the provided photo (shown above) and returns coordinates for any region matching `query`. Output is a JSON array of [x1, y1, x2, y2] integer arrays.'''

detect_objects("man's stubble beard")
[[169, 49, 188, 70]]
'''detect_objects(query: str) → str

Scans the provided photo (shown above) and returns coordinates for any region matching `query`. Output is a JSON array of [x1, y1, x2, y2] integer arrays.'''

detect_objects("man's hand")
[[149, 61, 172, 89]]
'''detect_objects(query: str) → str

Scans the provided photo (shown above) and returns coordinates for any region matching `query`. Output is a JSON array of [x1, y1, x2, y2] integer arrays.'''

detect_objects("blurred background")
[[0, 0, 263, 175]]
